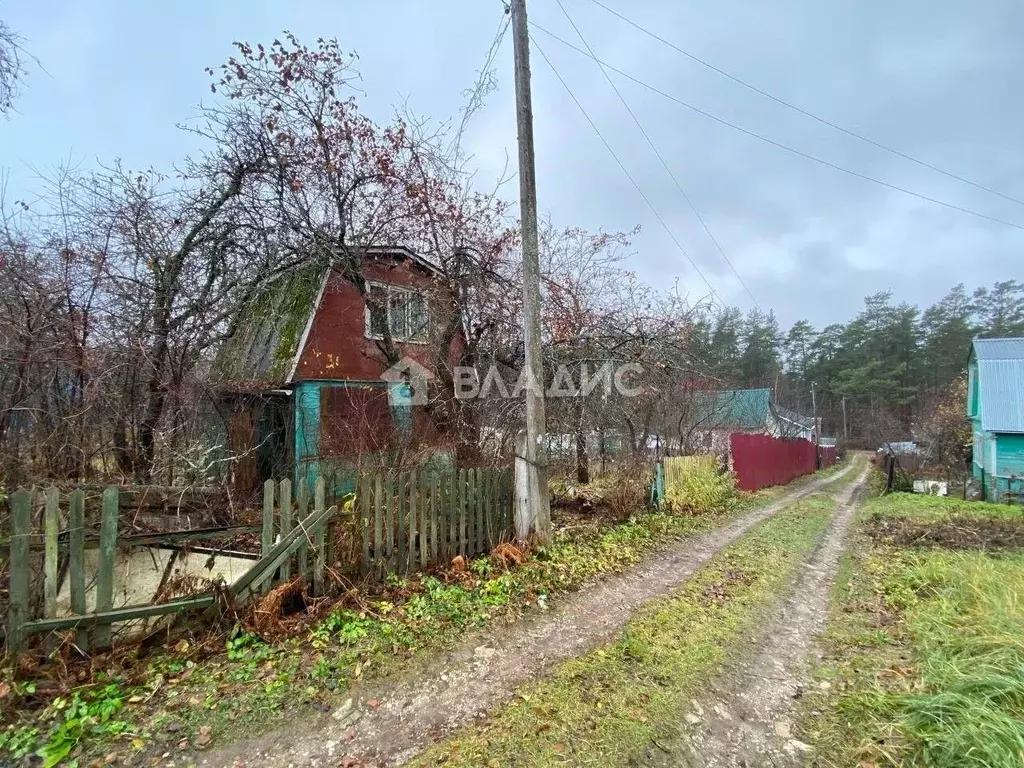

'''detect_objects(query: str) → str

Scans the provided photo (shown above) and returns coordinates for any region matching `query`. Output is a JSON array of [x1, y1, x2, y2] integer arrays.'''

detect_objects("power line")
[[529, 22, 1024, 234], [529, 34, 723, 305], [588, 0, 1024, 211], [554, 0, 760, 310]]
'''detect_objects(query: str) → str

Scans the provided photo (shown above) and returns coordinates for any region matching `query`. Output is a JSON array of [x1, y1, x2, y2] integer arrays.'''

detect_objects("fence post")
[[7, 491, 31, 656], [68, 489, 88, 651], [94, 486, 119, 648], [313, 477, 326, 595], [279, 479, 292, 581]]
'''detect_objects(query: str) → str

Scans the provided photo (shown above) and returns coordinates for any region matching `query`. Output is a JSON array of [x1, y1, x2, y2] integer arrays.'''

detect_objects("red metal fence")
[[729, 433, 819, 491], [818, 445, 837, 469]]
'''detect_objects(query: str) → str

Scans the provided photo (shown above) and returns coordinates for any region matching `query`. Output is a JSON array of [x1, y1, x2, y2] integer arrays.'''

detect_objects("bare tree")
[[1, 19, 32, 115]]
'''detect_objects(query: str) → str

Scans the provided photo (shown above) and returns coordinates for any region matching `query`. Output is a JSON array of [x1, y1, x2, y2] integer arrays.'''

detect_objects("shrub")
[[664, 465, 736, 515]]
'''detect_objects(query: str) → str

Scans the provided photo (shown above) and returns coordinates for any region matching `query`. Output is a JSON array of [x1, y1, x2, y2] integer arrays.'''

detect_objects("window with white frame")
[[365, 282, 429, 343]]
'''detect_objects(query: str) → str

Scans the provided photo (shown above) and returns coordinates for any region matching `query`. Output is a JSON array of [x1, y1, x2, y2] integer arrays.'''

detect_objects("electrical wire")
[[529, 33, 724, 305], [529, 21, 1024, 233], [554, 0, 761, 309], [589, 0, 1024, 211]]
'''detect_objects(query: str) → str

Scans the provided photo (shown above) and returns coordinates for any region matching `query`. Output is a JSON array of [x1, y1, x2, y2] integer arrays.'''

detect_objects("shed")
[[968, 337, 1024, 502]]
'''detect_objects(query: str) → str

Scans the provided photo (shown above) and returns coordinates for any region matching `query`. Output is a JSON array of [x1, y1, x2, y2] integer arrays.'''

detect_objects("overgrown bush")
[[664, 466, 736, 515]]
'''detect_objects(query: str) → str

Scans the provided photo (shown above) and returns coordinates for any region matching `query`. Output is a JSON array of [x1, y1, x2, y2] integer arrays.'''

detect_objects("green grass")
[[408, 493, 839, 768], [805, 491, 1024, 768], [861, 491, 1024, 522]]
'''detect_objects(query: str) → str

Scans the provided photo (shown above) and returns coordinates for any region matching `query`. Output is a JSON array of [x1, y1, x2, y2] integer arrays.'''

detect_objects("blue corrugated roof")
[[973, 338, 1024, 433], [973, 337, 1024, 361]]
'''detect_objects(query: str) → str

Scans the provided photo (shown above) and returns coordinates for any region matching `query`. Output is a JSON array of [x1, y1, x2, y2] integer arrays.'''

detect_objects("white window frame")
[[364, 281, 429, 344]]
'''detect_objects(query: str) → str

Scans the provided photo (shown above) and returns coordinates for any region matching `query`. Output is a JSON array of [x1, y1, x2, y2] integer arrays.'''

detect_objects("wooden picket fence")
[[356, 467, 514, 574], [3, 479, 342, 657], [3, 468, 513, 657]]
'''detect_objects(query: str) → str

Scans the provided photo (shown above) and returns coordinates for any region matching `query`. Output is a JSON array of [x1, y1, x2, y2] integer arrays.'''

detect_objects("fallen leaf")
[[196, 726, 213, 747], [552, 744, 566, 753], [366, 699, 380, 710]]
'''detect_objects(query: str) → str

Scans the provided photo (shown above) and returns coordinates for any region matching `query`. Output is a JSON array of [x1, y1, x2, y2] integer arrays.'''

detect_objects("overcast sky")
[[3, 0, 1022, 329]]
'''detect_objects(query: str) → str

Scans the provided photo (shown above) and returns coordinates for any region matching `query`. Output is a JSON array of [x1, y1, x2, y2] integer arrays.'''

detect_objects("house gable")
[[291, 253, 452, 383]]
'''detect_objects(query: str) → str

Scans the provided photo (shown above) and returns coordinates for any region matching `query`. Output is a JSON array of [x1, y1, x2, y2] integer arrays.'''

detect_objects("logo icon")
[[381, 356, 434, 406]]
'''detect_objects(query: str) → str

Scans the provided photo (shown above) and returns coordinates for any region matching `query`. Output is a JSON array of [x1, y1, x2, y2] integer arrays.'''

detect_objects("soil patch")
[[866, 515, 1024, 551]]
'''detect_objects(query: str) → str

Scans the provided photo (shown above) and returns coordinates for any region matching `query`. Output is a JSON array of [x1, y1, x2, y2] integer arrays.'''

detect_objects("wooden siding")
[[293, 257, 463, 382]]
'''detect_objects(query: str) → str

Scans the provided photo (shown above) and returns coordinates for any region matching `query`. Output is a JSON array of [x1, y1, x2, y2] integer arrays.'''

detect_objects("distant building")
[[968, 338, 1024, 502], [687, 388, 817, 453]]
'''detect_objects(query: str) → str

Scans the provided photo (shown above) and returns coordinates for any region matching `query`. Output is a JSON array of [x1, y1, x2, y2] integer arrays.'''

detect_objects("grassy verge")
[[802, 492, 1024, 767], [409, 492, 841, 768]]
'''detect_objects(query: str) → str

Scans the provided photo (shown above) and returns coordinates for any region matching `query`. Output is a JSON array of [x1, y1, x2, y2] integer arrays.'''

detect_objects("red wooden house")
[[215, 246, 464, 499]]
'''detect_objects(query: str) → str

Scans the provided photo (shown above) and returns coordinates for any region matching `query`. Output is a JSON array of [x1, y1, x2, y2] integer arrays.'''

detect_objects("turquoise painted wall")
[[968, 356, 1024, 503], [971, 424, 1024, 502], [292, 379, 417, 497]]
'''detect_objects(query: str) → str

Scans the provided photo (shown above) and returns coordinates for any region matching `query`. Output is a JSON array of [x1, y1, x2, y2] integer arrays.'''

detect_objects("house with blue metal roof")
[[968, 337, 1024, 502]]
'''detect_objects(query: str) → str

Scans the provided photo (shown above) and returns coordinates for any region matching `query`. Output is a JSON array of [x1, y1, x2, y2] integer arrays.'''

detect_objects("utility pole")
[[811, 382, 818, 443], [510, 0, 551, 545], [842, 396, 848, 441]]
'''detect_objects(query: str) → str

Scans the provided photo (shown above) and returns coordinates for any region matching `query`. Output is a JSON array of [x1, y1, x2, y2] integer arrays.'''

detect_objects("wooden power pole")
[[510, 0, 551, 544]]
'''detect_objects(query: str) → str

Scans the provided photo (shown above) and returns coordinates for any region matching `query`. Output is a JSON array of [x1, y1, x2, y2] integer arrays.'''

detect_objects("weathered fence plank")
[[429, 475, 439, 564], [94, 487, 119, 648], [417, 472, 427, 568], [373, 474, 384, 572], [458, 468, 468, 557], [385, 473, 396, 571], [262, 480, 275, 558], [396, 472, 406, 572], [360, 475, 371, 574], [43, 487, 60, 619], [407, 470, 417, 573], [296, 477, 309, 578], [7, 491, 31, 654], [445, 472, 455, 561], [313, 477, 327, 595], [278, 479, 292, 581], [68, 489, 88, 650]]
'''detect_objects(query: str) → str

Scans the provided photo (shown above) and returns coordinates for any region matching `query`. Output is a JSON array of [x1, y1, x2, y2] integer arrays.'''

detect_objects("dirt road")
[[203, 465, 857, 768], [666, 467, 869, 767]]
